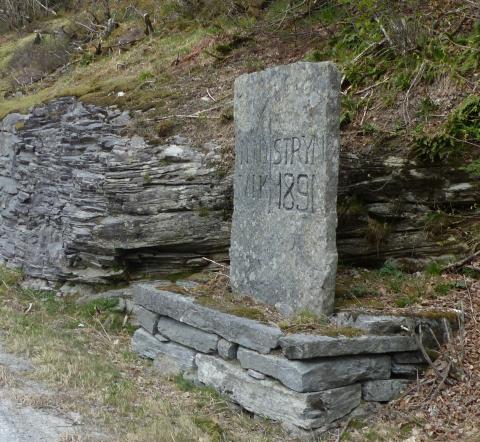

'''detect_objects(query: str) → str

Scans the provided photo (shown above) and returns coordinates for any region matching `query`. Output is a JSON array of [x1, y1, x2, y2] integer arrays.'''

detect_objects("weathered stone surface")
[[237, 347, 391, 392], [247, 369, 266, 380], [333, 311, 457, 346], [157, 316, 219, 353], [132, 328, 197, 369], [333, 312, 415, 335], [391, 362, 427, 377], [134, 305, 159, 335], [196, 354, 361, 430], [0, 97, 230, 283], [153, 354, 195, 376], [134, 284, 282, 353], [230, 62, 341, 315], [155, 333, 170, 343], [217, 339, 238, 360], [280, 334, 418, 359], [132, 328, 165, 359], [362, 379, 410, 402]]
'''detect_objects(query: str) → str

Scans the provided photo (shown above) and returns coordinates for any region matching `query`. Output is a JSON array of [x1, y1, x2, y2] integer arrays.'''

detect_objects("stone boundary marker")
[[230, 62, 341, 316], [129, 284, 457, 436]]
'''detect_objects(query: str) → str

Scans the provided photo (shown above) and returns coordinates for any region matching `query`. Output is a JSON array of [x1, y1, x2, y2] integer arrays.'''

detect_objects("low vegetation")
[[0, 0, 478, 170], [0, 266, 285, 441], [336, 260, 470, 311]]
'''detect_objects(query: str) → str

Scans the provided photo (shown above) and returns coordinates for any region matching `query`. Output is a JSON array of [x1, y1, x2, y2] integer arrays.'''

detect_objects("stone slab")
[[134, 284, 282, 353], [247, 369, 266, 380], [362, 379, 410, 402], [237, 347, 391, 392], [131, 328, 196, 369], [134, 305, 159, 335], [280, 334, 418, 359], [333, 312, 415, 335], [391, 362, 427, 377], [230, 61, 341, 315], [196, 354, 361, 430], [217, 339, 238, 360], [132, 328, 165, 359], [157, 316, 219, 354]]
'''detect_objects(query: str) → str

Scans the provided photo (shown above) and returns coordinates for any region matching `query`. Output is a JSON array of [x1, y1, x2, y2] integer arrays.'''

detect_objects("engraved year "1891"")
[[277, 172, 315, 212]]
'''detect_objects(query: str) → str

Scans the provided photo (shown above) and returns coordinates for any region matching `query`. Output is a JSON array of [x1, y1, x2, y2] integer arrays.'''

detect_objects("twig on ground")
[[403, 62, 425, 125], [155, 102, 231, 121], [443, 250, 480, 272]]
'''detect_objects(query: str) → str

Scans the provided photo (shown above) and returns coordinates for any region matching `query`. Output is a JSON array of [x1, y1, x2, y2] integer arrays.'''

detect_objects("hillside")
[[1, 0, 479, 271], [0, 1, 480, 441]]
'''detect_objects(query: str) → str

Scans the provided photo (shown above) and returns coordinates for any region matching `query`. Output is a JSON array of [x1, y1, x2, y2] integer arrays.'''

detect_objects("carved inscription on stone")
[[237, 135, 326, 212]]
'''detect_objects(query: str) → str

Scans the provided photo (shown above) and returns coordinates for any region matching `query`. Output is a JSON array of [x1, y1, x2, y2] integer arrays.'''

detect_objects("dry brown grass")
[[0, 266, 287, 442]]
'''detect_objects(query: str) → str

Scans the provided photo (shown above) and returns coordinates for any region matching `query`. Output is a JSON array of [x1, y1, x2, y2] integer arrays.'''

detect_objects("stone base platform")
[[129, 283, 457, 436]]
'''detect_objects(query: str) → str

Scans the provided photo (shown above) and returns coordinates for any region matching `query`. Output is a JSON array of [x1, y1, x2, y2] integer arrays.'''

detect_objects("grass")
[[335, 261, 465, 313], [0, 266, 285, 441]]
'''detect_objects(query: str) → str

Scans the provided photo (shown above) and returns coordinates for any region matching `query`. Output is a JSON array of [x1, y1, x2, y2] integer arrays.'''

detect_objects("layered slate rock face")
[[0, 98, 231, 283]]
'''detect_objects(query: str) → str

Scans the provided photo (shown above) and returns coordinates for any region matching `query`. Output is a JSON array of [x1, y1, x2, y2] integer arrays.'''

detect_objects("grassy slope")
[[0, 0, 478, 169], [0, 266, 286, 441]]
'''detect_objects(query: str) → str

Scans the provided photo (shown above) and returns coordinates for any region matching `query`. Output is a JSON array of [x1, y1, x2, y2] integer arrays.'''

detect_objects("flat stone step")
[[237, 347, 391, 392], [132, 328, 197, 370], [157, 316, 219, 354], [279, 334, 418, 359], [196, 354, 361, 430], [134, 284, 282, 353]]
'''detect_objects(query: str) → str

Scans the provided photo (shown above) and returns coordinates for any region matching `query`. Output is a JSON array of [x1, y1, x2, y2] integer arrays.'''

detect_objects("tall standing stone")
[[230, 62, 341, 315]]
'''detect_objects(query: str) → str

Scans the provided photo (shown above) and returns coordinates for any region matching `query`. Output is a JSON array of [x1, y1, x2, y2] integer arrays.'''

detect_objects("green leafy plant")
[[414, 96, 480, 162], [462, 160, 480, 177]]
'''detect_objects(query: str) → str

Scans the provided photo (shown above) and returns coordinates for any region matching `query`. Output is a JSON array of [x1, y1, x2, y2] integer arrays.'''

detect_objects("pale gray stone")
[[230, 62, 341, 316], [155, 333, 170, 343], [333, 312, 415, 334], [280, 334, 418, 359], [153, 354, 195, 376], [196, 354, 361, 430], [157, 316, 219, 354], [153, 354, 183, 376], [132, 328, 196, 369], [237, 347, 391, 392], [362, 379, 410, 402], [247, 369, 266, 380], [134, 284, 282, 353], [134, 305, 159, 335], [275, 303, 295, 317], [217, 339, 238, 360], [132, 328, 165, 359], [333, 311, 457, 346]]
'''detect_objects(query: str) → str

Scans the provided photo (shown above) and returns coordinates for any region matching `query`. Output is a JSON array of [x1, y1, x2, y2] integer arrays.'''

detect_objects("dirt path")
[[0, 345, 94, 442]]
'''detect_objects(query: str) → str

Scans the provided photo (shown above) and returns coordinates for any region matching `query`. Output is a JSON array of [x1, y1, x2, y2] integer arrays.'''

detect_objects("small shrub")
[[365, 217, 390, 252], [139, 71, 154, 81], [425, 261, 443, 276], [8, 35, 70, 86], [414, 96, 480, 162], [156, 120, 176, 137], [378, 261, 403, 278], [462, 160, 480, 178]]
